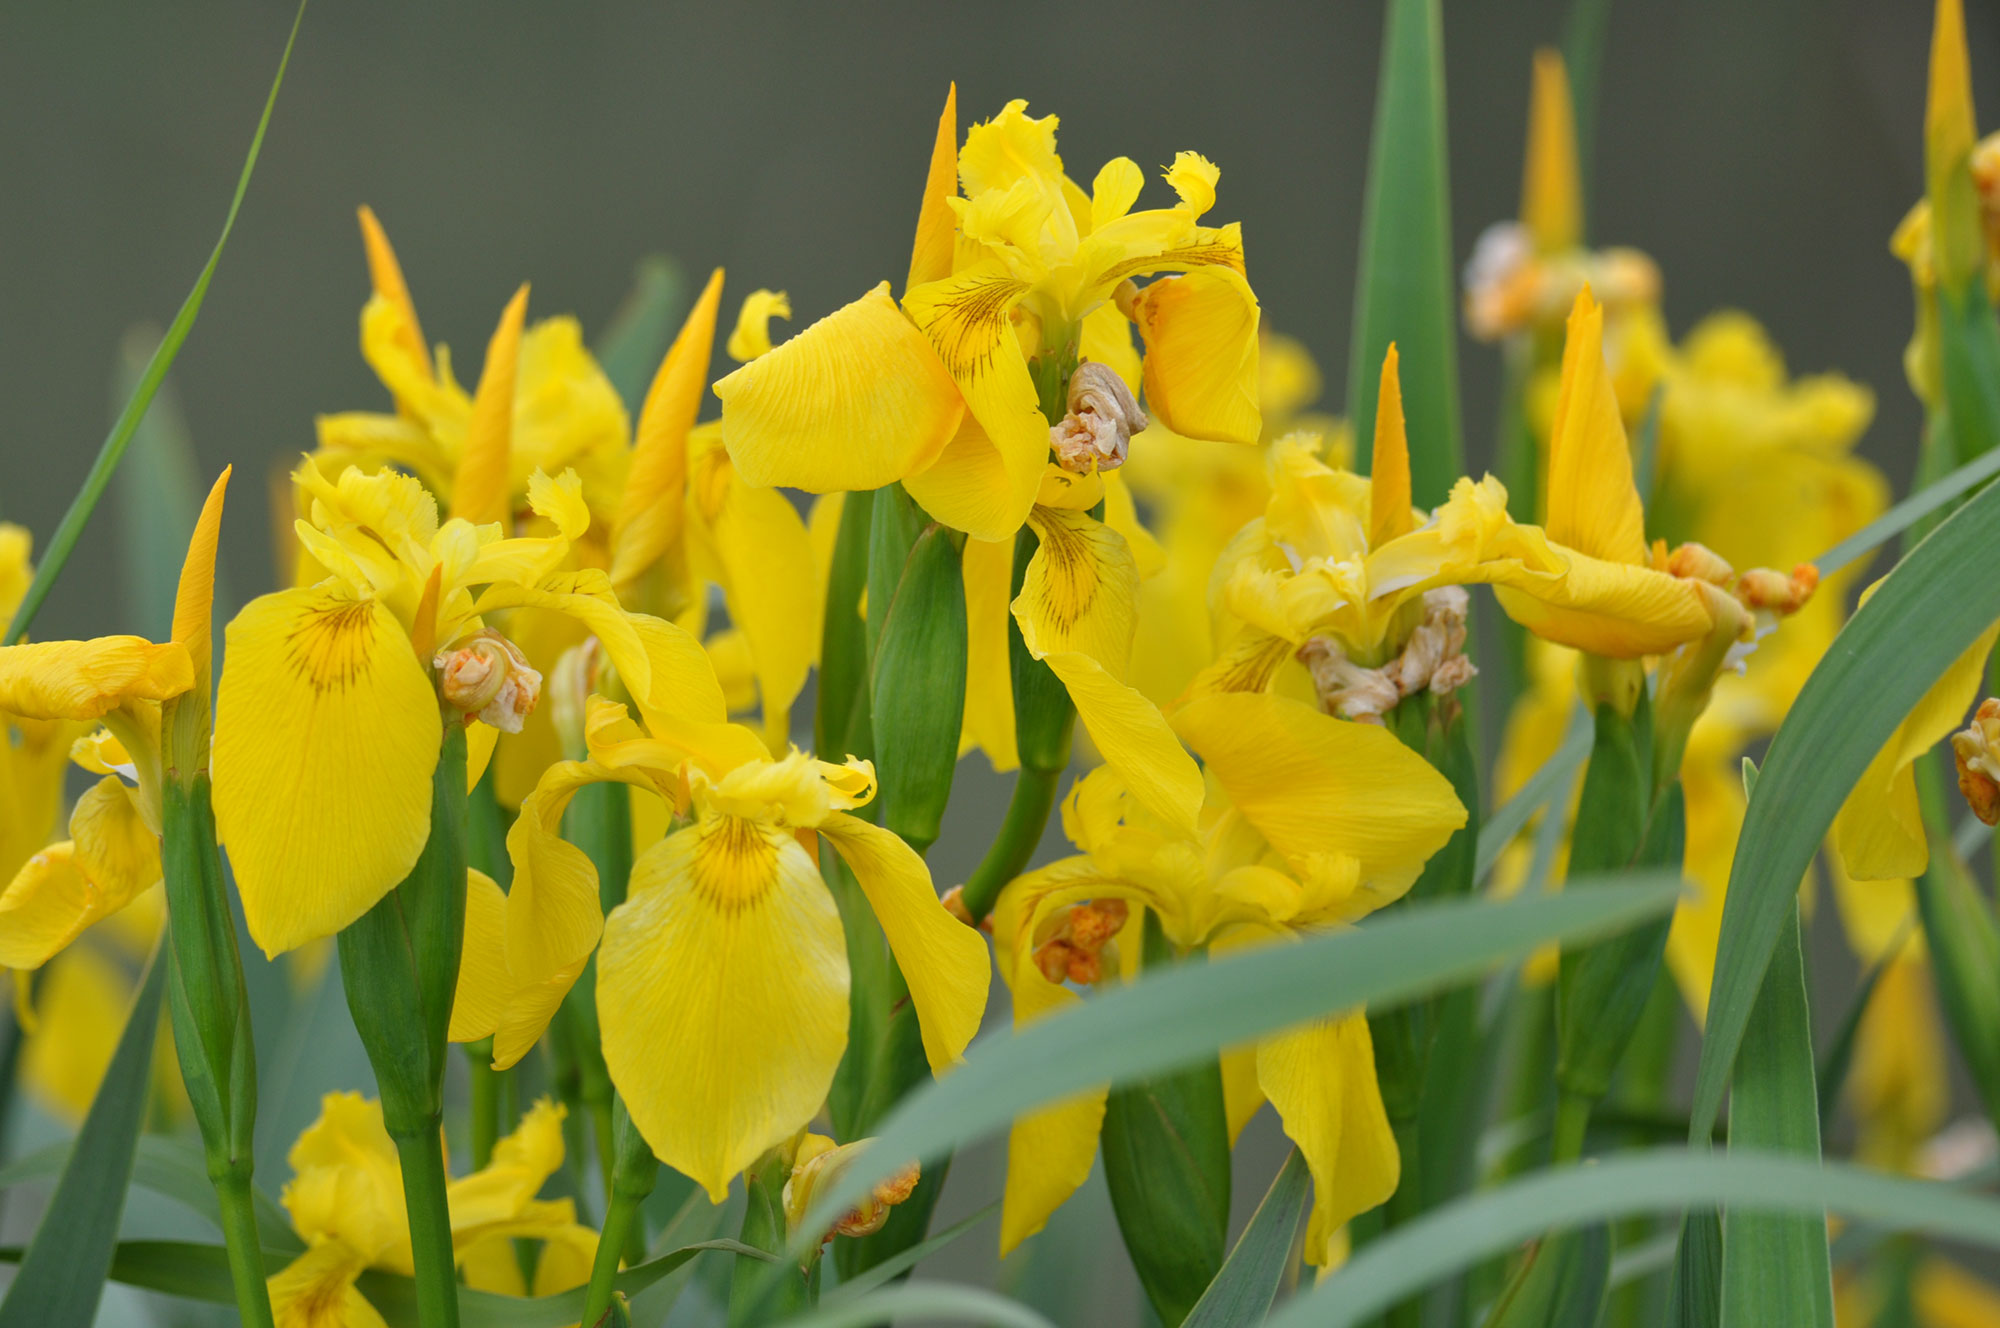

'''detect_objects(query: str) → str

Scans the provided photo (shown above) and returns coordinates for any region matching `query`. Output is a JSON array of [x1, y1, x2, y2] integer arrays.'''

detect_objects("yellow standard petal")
[[1257, 1012, 1399, 1266], [818, 812, 988, 1070], [597, 812, 849, 1201], [0, 638, 192, 721], [1368, 345, 1415, 549], [908, 84, 960, 292], [1544, 289, 1646, 567], [1175, 692, 1465, 920], [213, 588, 442, 956], [1131, 265, 1262, 446], [714, 283, 965, 495], [610, 266, 725, 590], [1520, 50, 1582, 253], [171, 466, 233, 703], [450, 283, 530, 528], [357, 204, 431, 382]]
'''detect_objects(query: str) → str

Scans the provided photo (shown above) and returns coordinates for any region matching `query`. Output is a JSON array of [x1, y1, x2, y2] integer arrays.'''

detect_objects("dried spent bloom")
[[436, 629, 543, 733], [1051, 361, 1149, 474], [1030, 897, 1129, 985], [1299, 588, 1476, 723], [1953, 698, 2000, 826]]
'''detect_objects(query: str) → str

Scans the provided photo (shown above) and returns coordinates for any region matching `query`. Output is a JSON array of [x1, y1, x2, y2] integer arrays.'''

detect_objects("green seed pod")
[[1100, 915, 1230, 1328], [870, 522, 969, 854]]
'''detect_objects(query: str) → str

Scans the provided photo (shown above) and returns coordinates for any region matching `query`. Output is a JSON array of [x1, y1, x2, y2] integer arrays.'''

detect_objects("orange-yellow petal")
[[1132, 266, 1262, 446]]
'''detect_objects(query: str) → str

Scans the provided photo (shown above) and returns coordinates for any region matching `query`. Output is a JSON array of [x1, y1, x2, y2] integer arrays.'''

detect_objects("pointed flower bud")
[[436, 629, 541, 733]]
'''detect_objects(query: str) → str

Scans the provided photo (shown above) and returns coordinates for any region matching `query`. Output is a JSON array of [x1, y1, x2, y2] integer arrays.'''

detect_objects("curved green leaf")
[[1268, 1149, 2000, 1328], [826, 1202, 997, 1304], [1813, 443, 2000, 578], [5, 1, 303, 644], [0, 945, 166, 1327], [1346, 0, 1461, 504], [1690, 471, 2000, 1142], [1183, 1149, 1309, 1328], [798, 877, 1681, 1250], [0, 1134, 295, 1254], [772, 1283, 1057, 1328]]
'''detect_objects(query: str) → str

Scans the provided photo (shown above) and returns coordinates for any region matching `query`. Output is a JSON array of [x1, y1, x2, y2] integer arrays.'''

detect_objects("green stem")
[[392, 1126, 462, 1328], [467, 1040, 501, 1170], [959, 764, 1062, 922], [214, 1173, 277, 1328], [590, 1094, 618, 1208], [580, 1188, 646, 1327], [1551, 1088, 1594, 1165], [1383, 1118, 1424, 1328]]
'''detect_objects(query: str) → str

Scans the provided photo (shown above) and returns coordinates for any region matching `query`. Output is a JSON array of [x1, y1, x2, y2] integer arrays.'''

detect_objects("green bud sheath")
[[870, 521, 968, 854], [1556, 700, 1677, 1111], [1100, 914, 1230, 1328]]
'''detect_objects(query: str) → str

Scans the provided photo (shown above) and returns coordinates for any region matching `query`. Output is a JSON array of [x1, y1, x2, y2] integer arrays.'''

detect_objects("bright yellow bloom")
[[266, 1093, 597, 1326], [0, 470, 230, 972], [462, 689, 989, 1201], [716, 92, 1262, 542], [0, 527, 77, 896], [212, 450, 670, 956], [314, 208, 630, 533], [991, 692, 1463, 1264]]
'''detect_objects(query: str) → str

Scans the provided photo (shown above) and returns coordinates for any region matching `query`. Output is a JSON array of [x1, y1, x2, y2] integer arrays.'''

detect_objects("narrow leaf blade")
[[1184, 1149, 1310, 1328]]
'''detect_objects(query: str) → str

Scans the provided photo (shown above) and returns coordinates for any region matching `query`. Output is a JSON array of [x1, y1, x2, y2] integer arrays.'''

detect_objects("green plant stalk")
[[558, 757, 635, 1199], [467, 1039, 502, 1170], [817, 486, 876, 762], [212, 1175, 275, 1328], [958, 763, 1062, 923], [5, 1, 303, 645], [582, 1102, 661, 1328], [338, 722, 469, 1328]]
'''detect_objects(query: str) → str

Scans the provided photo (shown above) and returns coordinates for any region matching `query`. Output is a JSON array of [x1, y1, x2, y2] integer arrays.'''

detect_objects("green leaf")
[[1479, 1224, 1609, 1328], [1665, 1209, 1722, 1328], [1722, 902, 1833, 1325], [797, 878, 1681, 1249], [1690, 470, 2000, 1143], [4, 1, 303, 644], [825, 1203, 998, 1303], [593, 257, 689, 417], [0, 943, 167, 1327], [0, 1239, 264, 1304], [1561, 0, 1614, 214], [1912, 845, 2000, 1129], [1475, 713, 1590, 884], [771, 1283, 1058, 1328], [1183, 1149, 1310, 1328], [1346, 0, 1461, 505], [1268, 1149, 2000, 1328], [1813, 444, 2000, 578], [0, 1134, 298, 1255]]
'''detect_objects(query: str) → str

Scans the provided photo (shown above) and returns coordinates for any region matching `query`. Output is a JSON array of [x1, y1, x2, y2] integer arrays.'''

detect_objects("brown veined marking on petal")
[[691, 815, 779, 916], [1093, 233, 1248, 289], [923, 273, 1030, 380], [283, 599, 381, 695], [1170, 631, 1294, 711], [1030, 511, 1099, 638]]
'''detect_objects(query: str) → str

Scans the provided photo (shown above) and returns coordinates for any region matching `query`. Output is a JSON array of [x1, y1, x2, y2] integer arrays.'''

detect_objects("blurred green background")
[[4, 2, 1998, 1322]]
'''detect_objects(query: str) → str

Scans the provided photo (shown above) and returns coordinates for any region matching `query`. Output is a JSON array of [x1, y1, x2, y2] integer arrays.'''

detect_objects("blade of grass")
[[1268, 1149, 2000, 1328], [1475, 709, 1591, 884], [593, 256, 689, 417], [4, 0, 303, 644], [1346, 0, 1461, 504], [1814, 440, 2000, 578], [1690, 469, 2000, 1143], [0, 943, 167, 1327], [796, 877, 1681, 1256], [771, 1283, 1057, 1328], [825, 1202, 998, 1303], [1183, 1149, 1310, 1328]]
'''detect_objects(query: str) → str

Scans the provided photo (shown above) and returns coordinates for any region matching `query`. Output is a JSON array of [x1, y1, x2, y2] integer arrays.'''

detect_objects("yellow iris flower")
[[714, 91, 1262, 543], [991, 691, 1464, 1264], [211, 449, 682, 956], [0, 470, 230, 973], [314, 208, 629, 535], [459, 687, 989, 1202], [266, 1093, 598, 1326], [0, 526, 77, 898]]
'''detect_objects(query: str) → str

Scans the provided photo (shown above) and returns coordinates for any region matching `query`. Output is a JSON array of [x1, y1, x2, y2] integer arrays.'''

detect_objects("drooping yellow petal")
[[908, 84, 960, 292], [0, 838, 142, 971], [1544, 290, 1646, 566], [714, 284, 965, 494], [282, 1091, 409, 1264], [213, 588, 441, 956], [1520, 51, 1582, 253], [1014, 507, 1138, 676], [450, 284, 530, 528], [446, 869, 508, 1044], [611, 268, 725, 590], [0, 638, 192, 721], [1041, 651, 1203, 836], [171, 466, 232, 698], [1927, 0, 1983, 292], [1257, 1012, 1399, 1266], [357, 205, 431, 382], [1368, 345, 1414, 549], [726, 290, 792, 363], [266, 1239, 388, 1328], [1834, 618, 2000, 880], [1131, 265, 1262, 446], [598, 813, 848, 1201], [446, 1097, 570, 1234], [1175, 692, 1465, 920], [818, 812, 988, 1070], [903, 262, 1048, 539], [960, 535, 1019, 770]]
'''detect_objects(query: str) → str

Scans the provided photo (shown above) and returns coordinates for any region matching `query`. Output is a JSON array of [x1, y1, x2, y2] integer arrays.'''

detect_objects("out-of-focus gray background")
[[4, 3, 1997, 1323]]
